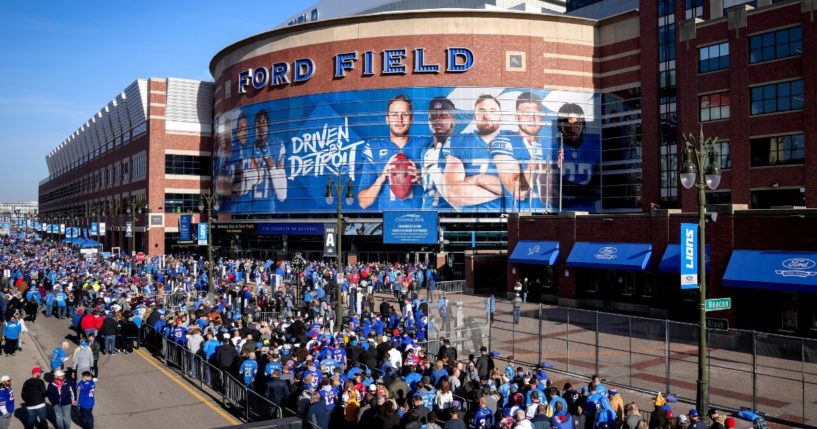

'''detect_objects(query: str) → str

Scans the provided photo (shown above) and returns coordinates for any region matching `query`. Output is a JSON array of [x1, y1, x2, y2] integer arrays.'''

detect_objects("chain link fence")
[[444, 299, 817, 428]]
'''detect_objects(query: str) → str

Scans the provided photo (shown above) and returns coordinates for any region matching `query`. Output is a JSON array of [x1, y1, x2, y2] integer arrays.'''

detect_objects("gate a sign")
[[324, 223, 337, 258]]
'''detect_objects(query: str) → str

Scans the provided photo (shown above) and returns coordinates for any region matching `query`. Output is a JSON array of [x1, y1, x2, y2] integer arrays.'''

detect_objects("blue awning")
[[509, 241, 559, 265], [659, 244, 711, 272], [566, 242, 652, 271], [723, 250, 817, 292]]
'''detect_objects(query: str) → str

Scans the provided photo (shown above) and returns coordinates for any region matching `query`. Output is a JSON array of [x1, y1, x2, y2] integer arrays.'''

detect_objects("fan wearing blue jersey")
[[358, 95, 426, 210], [421, 97, 456, 210], [250, 110, 287, 205], [240, 354, 258, 387], [439, 94, 507, 211]]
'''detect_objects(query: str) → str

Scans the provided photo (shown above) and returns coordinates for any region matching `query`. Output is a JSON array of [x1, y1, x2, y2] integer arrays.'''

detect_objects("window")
[[165, 155, 212, 176], [711, 140, 731, 170], [698, 42, 729, 73], [706, 191, 731, 205], [750, 80, 803, 115], [750, 134, 804, 167], [699, 93, 730, 121], [751, 188, 805, 209], [659, 24, 676, 62], [749, 26, 802, 64], [750, 134, 806, 167], [164, 193, 202, 213], [659, 70, 676, 89], [723, 0, 756, 14], [685, 0, 703, 19]]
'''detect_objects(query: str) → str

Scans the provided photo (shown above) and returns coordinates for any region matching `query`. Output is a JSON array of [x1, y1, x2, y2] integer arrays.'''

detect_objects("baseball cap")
[[428, 97, 455, 112], [368, 384, 377, 393], [31, 368, 43, 375], [54, 370, 65, 377], [0, 375, 9, 383], [688, 409, 698, 417]]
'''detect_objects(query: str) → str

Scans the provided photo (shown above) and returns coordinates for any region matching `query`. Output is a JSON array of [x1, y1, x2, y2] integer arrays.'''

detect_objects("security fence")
[[461, 300, 817, 428], [143, 325, 323, 427], [435, 280, 466, 294]]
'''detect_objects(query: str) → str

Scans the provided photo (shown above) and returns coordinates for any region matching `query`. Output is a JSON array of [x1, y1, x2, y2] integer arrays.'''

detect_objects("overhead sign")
[[681, 223, 699, 290], [384, 211, 438, 245], [98, 222, 106, 236], [323, 224, 337, 258], [90, 222, 98, 236], [59, 224, 65, 234], [125, 222, 133, 238], [197, 223, 208, 246], [179, 214, 192, 242], [705, 297, 731, 312]]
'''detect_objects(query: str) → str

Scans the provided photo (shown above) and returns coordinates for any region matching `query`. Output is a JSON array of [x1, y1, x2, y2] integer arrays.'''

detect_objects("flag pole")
[[558, 133, 564, 213]]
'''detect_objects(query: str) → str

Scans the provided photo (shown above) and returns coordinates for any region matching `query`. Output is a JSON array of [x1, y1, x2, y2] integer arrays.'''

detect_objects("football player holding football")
[[358, 94, 429, 210]]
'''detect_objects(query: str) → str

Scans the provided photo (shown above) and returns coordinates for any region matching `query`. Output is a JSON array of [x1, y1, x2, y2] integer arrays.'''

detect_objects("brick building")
[[38, 78, 213, 256]]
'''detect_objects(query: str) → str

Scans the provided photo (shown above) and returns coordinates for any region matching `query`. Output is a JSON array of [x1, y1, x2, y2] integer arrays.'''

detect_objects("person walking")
[[21, 368, 47, 429], [50, 341, 71, 373], [54, 288, 67, 319], [73, 340, 95, 381], [2, 314, 22, 356], [512, 293, 522, 325], [484, 295, 496, 324], [100, 313, 117, 355], [76, 371, 96, 429], [46, 370, 75, 429], [86, 334, 101, 377], [0, 375, 13, 429]]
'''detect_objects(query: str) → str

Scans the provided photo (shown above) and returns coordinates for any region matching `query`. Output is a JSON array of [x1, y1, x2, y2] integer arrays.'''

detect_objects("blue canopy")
[[659, 244, 711, 272], [76, 238, 102, 248], [566, 242, 652, 271], [509, 241, 559, 265], [723, 250, 817, 292]]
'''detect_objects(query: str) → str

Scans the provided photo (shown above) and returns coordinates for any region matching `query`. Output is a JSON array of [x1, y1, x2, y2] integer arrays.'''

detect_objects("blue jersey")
[[358, 136, 428, 210], [55, 292, 67, 306], [443, 132, 504, 211], [499, 131, 551, 212], [265, 361, 283, 378], [77, 379, 95, 409], [227, 139, 256, 213], [0, 386, 15, 415], [241, 359, 258, 386], [251, 135, 286, 209], [471, 406, 495, 429], [331, 347, 345, 363], [320, 358, 338, 374], [559, 133, 601, 212], [172, 326, 187, 345], [319, 387, 336, 410]]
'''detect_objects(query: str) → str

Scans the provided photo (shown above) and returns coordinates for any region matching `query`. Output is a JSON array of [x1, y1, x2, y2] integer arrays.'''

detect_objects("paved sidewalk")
[[3, 315, 240, 429]]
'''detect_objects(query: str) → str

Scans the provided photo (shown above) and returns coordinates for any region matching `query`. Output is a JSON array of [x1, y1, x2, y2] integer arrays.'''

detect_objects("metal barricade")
[[247, 390, 282, 421], [436, 280, 465, 294]]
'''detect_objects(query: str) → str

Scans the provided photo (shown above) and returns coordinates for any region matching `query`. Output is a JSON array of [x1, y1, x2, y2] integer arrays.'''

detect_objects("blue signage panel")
[[90, 222, 98, 236], [197, 223, 208, 246], [383, 211, 438, 245], [179, 215, 192, 241], [214, 86, 601, 216], [256, 223, 324, 236], [681, 223, 699, 290]]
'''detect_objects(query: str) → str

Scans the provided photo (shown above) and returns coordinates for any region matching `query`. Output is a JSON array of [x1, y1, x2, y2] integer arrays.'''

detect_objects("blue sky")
[[0, 1, 305, 202]]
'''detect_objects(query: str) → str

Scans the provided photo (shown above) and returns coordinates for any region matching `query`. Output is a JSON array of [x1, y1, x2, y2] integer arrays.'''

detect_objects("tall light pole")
[[679, 126, 721, 413], [126, 197, 144, 257], [325, 176, 354, 333], [199, 194, 219, 295]]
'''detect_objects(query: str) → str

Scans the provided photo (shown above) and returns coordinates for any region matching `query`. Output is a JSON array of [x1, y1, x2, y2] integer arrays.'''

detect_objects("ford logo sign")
[[782, 258, 816, 270]]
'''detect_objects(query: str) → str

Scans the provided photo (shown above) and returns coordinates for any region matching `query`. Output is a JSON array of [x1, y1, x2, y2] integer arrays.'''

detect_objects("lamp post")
[[679, 126, 721, 413], [126, 197, 144, 257], [199, 194, 219, 295], [325, 176, 354, 333]]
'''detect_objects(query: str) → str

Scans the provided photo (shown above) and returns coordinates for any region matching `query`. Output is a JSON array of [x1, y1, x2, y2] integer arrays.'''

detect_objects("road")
[[4, 314, 240, 429]]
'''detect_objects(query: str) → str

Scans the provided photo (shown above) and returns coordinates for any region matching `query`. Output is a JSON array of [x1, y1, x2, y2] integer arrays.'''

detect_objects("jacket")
[[531, 413, 552, 429], [264, 377, 288, 406], [46, 380, 75, 407], [20, 378, 46, 407], [305, 400, 330, 429], [100, 317, 117, 336], [73, 346, 95, 371]]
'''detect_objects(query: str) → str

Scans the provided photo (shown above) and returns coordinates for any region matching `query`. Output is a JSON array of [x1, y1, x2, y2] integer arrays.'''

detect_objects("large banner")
[[214, 86, 600, 215], [681, 223, 699, 290], [179, 215, 192, 242]]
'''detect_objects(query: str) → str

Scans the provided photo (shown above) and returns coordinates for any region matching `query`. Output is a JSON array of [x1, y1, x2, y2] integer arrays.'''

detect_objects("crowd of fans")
[[0, 229, 756, 429]]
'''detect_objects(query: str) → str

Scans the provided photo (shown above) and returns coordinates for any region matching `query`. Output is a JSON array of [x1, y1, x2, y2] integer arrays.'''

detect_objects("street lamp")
[[199, 194, 219, 295], [126, 197, 144, 257], [679, 126, 721, 413], [325, 176, 354, 333]]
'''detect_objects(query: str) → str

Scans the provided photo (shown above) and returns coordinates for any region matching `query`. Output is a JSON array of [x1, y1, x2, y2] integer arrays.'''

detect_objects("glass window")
[[749, 26, 802, 63], [685, 0, 703, 18], [164, 193, 202, 213], [699, 93, 730, 122], [750, 134, 805, 167], [705, 191, 731, 205], [698, 42, 729, 73], [751, 188, 805, 209], [711, 139, 731, 169], [723, 0, 756, 14], [165, 155, 212, 176], [751, 80, 803, 115]]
